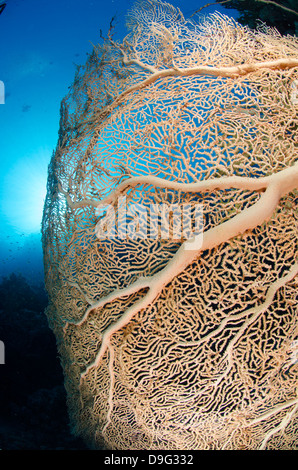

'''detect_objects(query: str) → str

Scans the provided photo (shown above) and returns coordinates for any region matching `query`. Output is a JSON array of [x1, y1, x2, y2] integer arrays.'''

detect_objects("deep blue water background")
[[0, 0, 242, 450]]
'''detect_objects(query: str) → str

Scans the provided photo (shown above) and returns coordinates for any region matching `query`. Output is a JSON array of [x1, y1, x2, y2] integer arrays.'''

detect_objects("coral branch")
[[119, 59, 298, 94], [99, 162, 298, 206], [153, 262, 298, 372], [258, 402, 298, 449], [214, 262, 298, 386], [78, 57, 298, 130], [80, 163, 298, 380], [65, 161, 298, 210], [66, 275, 152, 331], [247, 398, 298, 427], [176, 262, 298, 348], [66, 163, 297, 333]]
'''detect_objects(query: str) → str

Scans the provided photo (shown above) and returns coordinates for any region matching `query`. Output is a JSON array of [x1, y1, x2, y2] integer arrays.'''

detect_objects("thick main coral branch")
[[98, 162, 298, 206], [66, 163, 297, 329], [78, 57, 298, 130], [79, 162, 298, 380], [66, 160, 298, 210]]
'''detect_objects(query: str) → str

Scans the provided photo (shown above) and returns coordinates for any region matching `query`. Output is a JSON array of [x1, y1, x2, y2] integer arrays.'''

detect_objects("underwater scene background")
[[0, 0, 297, 450]]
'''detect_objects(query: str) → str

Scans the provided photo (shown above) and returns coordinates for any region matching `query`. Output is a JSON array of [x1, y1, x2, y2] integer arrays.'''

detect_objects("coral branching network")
[[42, 0, 298, 450]]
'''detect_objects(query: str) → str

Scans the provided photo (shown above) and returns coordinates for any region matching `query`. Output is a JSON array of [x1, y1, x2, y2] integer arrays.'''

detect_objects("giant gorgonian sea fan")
[[42, 0, 298, 450]]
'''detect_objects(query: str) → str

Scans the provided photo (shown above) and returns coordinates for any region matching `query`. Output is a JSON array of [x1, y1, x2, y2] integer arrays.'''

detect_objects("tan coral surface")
[[42, 0, 298, 450]]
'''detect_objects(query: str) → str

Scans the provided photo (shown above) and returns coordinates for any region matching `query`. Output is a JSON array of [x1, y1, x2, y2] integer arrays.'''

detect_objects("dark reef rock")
[[0, 273, 87, 450]]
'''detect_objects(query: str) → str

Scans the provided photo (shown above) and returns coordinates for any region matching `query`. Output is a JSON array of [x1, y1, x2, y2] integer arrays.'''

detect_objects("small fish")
[[0, 3, 6, 16]]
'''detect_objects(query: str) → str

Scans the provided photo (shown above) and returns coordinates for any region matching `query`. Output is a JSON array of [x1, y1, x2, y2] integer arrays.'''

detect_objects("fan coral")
[[42, 0, 298, 450]]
